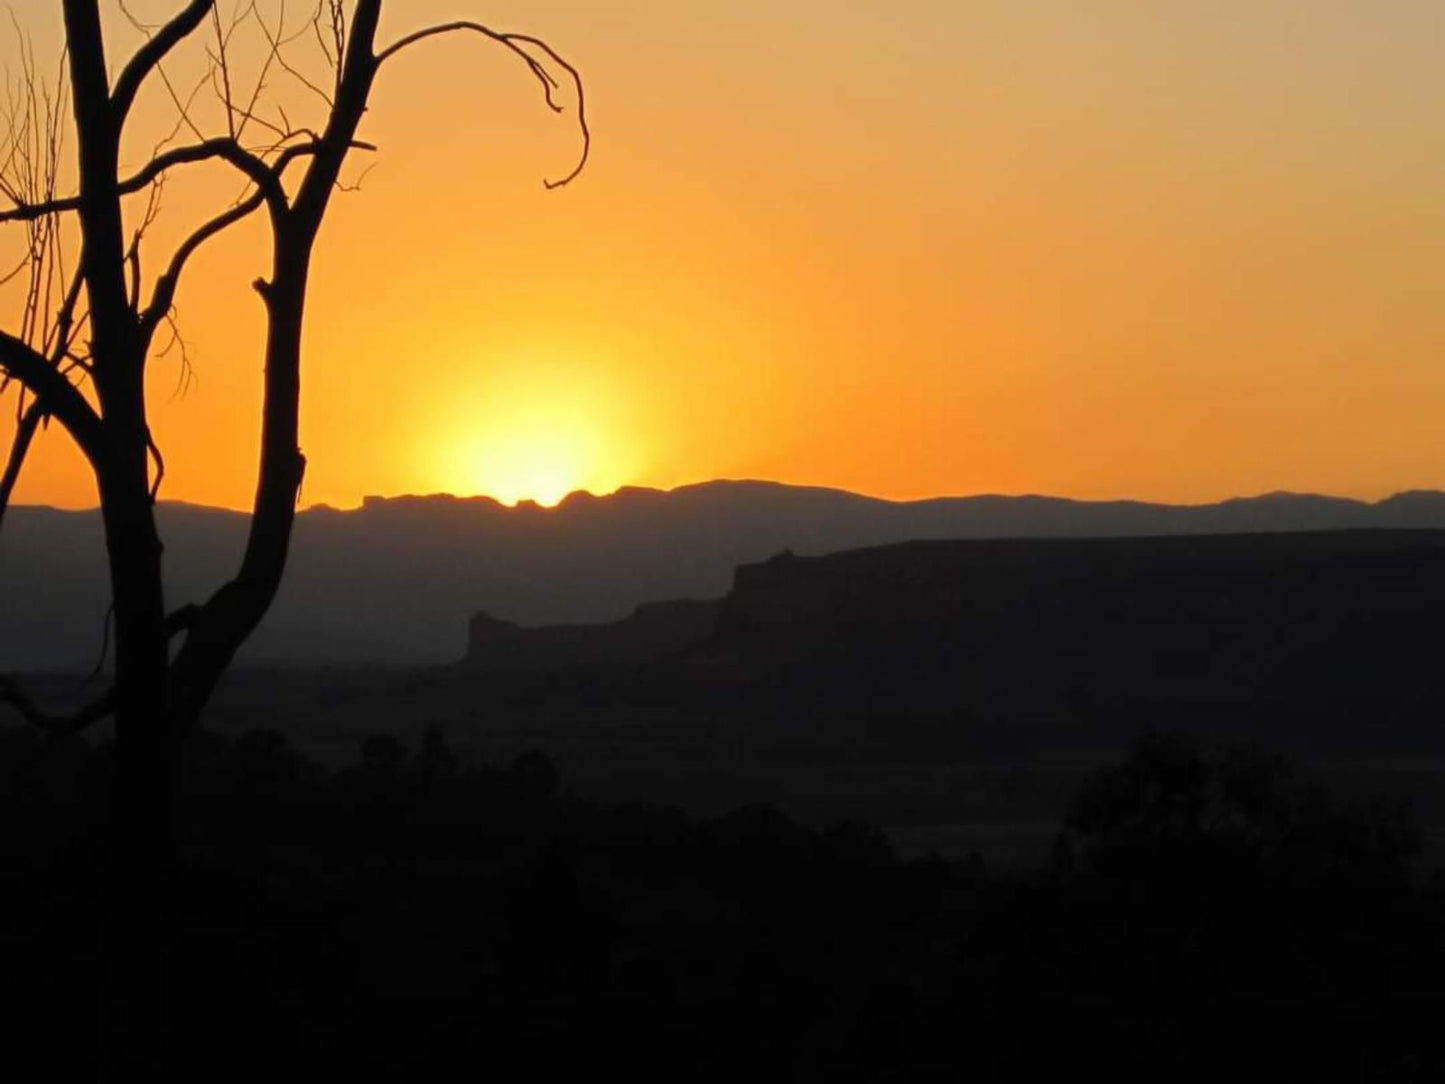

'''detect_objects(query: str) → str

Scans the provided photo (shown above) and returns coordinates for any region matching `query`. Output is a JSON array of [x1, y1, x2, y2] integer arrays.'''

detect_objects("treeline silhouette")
[[1, 726, 1440, 1081]]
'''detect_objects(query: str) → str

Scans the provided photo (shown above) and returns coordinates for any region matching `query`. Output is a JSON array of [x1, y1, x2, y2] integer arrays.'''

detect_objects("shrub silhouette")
[[1056, 730, 1420, 884]]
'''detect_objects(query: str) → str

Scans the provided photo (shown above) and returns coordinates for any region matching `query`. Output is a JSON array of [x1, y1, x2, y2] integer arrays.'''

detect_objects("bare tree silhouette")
[[0, 0, 585, 801], [0, 4, 585, 1071]]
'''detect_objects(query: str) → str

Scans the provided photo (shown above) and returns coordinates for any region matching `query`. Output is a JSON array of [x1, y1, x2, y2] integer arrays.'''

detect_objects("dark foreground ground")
[[6, 529, 1444, 1077], [21, 660, 1445, 873], [1, 724, 1442, 1082]]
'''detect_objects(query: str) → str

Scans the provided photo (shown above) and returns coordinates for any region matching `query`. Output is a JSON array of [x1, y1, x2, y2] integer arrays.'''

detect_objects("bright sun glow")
[[473, 427, 593, 507], [430, 353, 638, 507]]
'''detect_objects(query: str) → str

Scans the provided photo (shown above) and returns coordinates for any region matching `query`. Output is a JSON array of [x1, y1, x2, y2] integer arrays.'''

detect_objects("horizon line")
[[9, 478, 1443, 517]]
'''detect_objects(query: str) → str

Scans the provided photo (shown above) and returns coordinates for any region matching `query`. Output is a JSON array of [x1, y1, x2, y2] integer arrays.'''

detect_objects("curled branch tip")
[[376, 22, 590, 190]]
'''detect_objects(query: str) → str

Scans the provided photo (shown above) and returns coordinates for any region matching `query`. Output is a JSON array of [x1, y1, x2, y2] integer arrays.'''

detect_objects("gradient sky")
[[2, 1, 1443, 509]]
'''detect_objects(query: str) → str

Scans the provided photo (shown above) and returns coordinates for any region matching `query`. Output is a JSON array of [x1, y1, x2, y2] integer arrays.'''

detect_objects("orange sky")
[[3, 1, 1443, 510]]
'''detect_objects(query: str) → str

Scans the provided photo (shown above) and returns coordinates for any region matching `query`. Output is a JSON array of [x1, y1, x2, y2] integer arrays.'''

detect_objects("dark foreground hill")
[[4, 480, 1444, 669]]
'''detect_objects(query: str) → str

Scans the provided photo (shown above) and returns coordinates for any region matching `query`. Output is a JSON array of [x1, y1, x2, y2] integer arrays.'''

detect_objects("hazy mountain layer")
[[4, 480, 1443, 669]]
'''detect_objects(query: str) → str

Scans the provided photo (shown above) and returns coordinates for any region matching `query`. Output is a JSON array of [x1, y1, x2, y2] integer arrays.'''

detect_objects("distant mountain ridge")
[[3, 480, 1444, 670]]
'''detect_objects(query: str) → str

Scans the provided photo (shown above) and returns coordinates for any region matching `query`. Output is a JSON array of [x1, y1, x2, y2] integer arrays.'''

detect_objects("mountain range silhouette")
[[4, 479, 1443, 670]]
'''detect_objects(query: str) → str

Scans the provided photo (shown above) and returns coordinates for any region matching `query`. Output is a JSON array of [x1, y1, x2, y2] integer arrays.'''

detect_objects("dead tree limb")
[[0, 675, 116, 737]]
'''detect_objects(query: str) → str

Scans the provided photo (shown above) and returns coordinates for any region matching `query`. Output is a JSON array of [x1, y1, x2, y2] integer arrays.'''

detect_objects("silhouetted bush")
[[1057, 730, 1420, 883]]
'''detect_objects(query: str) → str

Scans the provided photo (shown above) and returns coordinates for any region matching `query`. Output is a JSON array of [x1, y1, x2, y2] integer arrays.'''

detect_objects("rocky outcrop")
[[687, 530, 1445, 752], [465, 598, 724, 671]]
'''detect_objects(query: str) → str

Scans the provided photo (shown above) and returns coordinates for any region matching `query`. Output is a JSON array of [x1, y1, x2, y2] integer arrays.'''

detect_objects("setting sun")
[[430, 352, 637, 507], [462, 425, 595, 507]]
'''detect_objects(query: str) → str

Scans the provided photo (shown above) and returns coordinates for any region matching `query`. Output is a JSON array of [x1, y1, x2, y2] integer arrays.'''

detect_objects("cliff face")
[[463, 530, 1445, 719], [465, 598, 724, 671], [714, 529, 1445, 646], [663, 530, 1445, 751]]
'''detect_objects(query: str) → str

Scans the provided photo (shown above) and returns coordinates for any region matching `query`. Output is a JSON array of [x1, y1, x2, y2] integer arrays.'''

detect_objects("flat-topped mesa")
[[701, 531, 1445, 701], [464, 598, 724, 671], [717, 529, 1445, 643]]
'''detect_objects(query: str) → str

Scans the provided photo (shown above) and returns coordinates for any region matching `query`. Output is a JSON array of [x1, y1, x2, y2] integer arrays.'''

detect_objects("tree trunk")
[[97, 463, 176, 1082], [58, 4, 178, 1073]]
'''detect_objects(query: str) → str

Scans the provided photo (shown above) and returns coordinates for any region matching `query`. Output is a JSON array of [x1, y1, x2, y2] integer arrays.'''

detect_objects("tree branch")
[[0, 130, 380, 230], [140, 187, 265, 340], [111, 0, 216, 126], [165, 604, 200, 639], [145, 425, 165, 501], [45, 261, 86, 366], [137, 136, 373, 343], [0, 675, 116, 737], [0, 398, 43, 536], [289, 0, 381, 230], [0, 332, 102, 460], [167, 0, 390, 731], [0, 136, 288, 224], [376, 21, 590, 189]]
